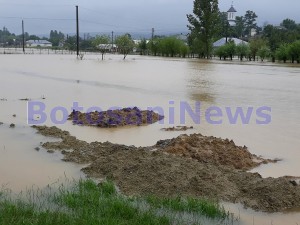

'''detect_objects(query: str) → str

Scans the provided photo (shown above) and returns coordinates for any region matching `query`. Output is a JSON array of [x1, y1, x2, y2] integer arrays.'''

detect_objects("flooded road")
[[0, 54, 300, 224]]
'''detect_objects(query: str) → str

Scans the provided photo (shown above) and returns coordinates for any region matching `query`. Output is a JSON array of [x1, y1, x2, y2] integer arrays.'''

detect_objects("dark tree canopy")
[[187, 0, 220, 58], [243, 10, 258, 37]]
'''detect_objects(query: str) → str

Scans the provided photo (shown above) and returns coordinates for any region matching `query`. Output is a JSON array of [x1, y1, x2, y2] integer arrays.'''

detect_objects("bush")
[[214, 41, 236, 60], [236, 43, 250, 61], [288, 40, 300, 63], [257, 45, 271, 61], [276, 43, 290, 63]]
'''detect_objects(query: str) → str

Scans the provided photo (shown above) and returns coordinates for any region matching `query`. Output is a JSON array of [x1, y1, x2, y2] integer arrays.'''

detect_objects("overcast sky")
[[0, 0, 299, 36]]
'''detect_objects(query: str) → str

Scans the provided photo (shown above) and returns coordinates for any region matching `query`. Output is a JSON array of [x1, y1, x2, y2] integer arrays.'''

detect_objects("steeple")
[[227, 2, 237, 26]]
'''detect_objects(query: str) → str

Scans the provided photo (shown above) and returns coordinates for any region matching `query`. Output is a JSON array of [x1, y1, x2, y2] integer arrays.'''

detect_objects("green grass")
[[144, 195, 228, 219], [0, 179, 233, 225]]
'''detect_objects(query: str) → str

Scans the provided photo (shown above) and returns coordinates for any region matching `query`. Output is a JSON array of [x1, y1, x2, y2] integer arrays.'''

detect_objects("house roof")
[[213, 38, 248, 47], [227, 6, 237, 12], [26, 40, 52, 45]]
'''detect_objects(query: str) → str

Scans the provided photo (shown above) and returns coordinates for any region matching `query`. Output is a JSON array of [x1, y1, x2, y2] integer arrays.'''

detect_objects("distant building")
[[250, 28, 257, 37], [26, 40, 52, 48], [175, 34, 188, 42], [98, 44, 117, 52], [274, 25, 287, 30], [213, 38, 248, 48]]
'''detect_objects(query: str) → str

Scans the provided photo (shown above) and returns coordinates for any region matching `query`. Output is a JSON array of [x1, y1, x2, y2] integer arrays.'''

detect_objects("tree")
[[215, 12, 229, 39], [214, 41, 236, 60], [148, 37, 161, 56], [214, 45, 227, 60], [64, 35, 77, 51], [49, 30, 64, 47], [159, 37, 183, 57], [115, 34, 134, 60], [288, 41, 300, 63], [262, 25, 285, 62], [180, 44, 190, 58], [187, 0, 220, 58], [234, 16, 245, 38], [188, 35, 206, 58], [225, 41, 236, 60], [28, 35, 40, 40], [92, 35, 110, 60], [243, 11, 258, 37], [257, 45, 271, 62], [80, 39, 93, 50], [281, 19, 297, 31], [276, 43, 290, 63], [236, 43, 250, 61], [138, 38, 147, 55], [249, 38, 267, 61]]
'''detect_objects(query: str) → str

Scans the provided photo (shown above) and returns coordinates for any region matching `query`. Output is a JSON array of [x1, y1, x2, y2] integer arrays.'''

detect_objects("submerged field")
[[1, 54, 300, 224]]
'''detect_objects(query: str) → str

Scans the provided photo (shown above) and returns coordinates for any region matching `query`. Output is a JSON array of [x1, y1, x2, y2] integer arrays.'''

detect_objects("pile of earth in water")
[[33, 125, 300, 213], [155, 134, 278, 170], [161, 126, 194, 131], [68, 107, 164, 128]]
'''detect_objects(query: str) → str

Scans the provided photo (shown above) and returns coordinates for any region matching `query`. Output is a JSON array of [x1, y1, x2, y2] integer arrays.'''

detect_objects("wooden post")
[[76, 6, 80, 57], [22, 20, 25, 54]]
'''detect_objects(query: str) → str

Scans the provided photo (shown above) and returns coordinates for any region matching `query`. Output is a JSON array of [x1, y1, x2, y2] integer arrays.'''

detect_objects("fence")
[[0, 47, 102, 55]]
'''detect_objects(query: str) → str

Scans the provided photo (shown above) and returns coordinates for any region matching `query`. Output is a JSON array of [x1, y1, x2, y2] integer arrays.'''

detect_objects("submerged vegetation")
[[0, 179, 232, 225]]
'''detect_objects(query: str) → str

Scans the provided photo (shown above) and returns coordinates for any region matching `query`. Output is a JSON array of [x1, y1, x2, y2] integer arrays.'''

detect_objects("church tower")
[[227, 3, 237, 26]]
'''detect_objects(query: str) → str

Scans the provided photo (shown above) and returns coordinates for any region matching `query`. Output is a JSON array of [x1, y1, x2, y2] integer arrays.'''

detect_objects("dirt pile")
[[68, 107, 164, 128], [161, 126, 194, 131], [33, 126, 300, 212], [155, 134, 276, 170]]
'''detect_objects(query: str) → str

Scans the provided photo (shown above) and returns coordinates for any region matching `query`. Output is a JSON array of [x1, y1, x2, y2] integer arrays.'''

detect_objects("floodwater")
[[0, 53, 299, 224]]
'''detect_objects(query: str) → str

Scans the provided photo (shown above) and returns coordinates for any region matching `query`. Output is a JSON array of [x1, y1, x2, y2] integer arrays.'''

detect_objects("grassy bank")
[[0, 179, 234, 225]]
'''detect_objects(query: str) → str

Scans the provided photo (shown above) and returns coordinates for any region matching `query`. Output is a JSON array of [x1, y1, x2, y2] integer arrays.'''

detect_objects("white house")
[[26, 40, 52, 48]]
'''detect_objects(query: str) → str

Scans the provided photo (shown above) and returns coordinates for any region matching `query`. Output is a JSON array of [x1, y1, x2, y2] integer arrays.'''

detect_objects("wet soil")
[[68, 107, 164, 128], [155, 134, 278, 170], [33, 125, 300, 213], [161, 126, 194, 131]]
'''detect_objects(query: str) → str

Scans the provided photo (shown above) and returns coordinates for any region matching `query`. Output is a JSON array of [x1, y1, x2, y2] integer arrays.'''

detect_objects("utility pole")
[[22, 20, 25, 54], [151, 28, 154, 40], [76, 5, 80, 57], [111, 31, 114, 53]]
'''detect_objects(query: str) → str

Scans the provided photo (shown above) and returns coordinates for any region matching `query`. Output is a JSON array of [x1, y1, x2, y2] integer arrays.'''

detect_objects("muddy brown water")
[[0, 54, 300, 224]]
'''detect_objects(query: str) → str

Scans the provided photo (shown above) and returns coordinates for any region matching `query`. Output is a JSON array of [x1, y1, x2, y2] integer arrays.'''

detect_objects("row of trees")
[[214, 39, 300, 63], [146, 37, 189, 57], [214, 40, 270, 61], [91, 35, 189, 59]]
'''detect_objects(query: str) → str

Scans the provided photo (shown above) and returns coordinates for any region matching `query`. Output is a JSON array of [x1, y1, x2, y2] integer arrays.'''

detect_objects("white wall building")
[[26, 40, 52, 48]]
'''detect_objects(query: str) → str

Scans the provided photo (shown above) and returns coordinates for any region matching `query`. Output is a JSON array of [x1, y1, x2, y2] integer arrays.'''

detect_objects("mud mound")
[[32, 126, 300, 212], [33, 125, 70, 138], [68, 107, 164, 128], [161, 126, 194, 131], [155, 134, 274, 170]]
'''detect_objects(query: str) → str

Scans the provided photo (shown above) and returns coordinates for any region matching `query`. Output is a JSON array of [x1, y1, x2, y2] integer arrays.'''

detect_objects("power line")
[[80, 6, 183, 31], [0, 16, 74, 21], [0, 2, 73, 7], [79, 19, 151, 32]]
